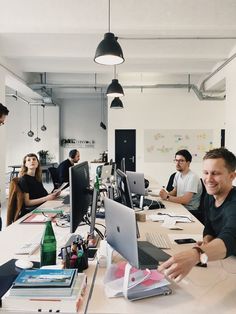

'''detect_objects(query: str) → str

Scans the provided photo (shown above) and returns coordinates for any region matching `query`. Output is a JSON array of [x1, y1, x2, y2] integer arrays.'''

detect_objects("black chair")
[[48, 167, 61, 191], [189, 179, 206, 225], [166, 172, 176, 192]]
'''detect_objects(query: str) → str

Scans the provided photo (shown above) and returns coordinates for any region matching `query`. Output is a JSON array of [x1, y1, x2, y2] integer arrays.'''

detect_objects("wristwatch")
[[192, 246, 208, 265]]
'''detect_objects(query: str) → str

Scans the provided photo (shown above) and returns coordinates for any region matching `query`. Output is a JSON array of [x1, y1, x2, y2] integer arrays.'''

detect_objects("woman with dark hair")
[[18, 153, 60, 210]]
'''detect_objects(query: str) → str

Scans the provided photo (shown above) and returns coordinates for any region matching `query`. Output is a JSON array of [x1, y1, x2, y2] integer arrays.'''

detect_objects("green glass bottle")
[[40, 219, 57, 267], [94, 175, 100, 191]]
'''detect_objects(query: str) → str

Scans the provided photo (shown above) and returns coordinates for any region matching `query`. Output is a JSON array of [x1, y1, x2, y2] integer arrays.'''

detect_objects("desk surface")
[[1, 200, 236, 314], [86, 201, 236, 314], [0, 200, 98, 314]]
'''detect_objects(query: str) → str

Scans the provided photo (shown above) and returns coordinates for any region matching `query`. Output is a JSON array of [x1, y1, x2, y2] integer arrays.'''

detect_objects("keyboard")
[[15, 240, 41, 255], [145, 232, 171, 249]]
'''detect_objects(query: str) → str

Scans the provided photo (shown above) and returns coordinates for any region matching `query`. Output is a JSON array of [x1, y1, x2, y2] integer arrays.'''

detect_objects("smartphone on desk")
[[174, 238, 196, 244]]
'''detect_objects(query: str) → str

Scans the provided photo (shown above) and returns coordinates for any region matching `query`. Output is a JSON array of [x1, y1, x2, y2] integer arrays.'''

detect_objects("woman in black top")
[[18, 153, 60, 209]]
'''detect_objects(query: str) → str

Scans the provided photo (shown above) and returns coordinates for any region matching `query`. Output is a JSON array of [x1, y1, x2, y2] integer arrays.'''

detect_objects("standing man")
[[57, 149, 80, 184], [159, 149, 202, 212], [0, 103, 9, 231], [159, 148, 236, 282]]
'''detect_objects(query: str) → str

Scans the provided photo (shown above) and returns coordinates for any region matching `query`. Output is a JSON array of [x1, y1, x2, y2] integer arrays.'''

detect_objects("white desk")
[[86, 201, 236, 314], [1, 201, 236, 314], [0, 201, 99, 314]]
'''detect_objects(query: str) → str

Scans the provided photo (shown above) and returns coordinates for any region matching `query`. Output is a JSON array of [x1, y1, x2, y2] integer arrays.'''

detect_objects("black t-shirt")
[[18, 175, 48, 200], [203, 187, 236, 257], [57, 159, 72, 184]]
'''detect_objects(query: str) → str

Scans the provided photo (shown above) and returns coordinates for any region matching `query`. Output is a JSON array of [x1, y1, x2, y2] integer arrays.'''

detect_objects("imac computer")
[[69, 161, 91, 233], [126, 171, 145, 209]]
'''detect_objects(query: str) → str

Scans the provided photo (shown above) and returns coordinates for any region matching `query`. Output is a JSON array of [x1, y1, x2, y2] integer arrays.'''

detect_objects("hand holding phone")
[[174, 238, 196, 244]]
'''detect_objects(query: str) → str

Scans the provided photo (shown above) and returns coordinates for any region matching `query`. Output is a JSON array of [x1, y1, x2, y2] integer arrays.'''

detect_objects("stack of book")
[[2, 268, 87, 313]]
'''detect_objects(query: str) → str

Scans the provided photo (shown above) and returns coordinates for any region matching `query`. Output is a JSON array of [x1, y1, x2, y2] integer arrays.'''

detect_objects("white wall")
[[5, 98, 59, 169], [59, 97, 107, 163], [108, 89, 225, 186], [225, 57, 236, 154]]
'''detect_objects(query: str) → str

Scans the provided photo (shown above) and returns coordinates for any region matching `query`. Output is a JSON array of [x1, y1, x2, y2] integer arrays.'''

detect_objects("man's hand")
[[159, 188, 168, 200], [158, 249, 199, 282]]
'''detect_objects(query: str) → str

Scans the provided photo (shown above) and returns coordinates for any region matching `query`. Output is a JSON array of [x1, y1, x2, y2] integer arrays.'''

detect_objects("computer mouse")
[[15, 259, 34, 269]]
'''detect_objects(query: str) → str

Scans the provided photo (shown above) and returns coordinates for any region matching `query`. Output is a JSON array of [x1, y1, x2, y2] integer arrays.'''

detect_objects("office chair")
[[6, 177, 24, 226], [189, 179, 206, 225], [48, 167, 61, 191], [166, 172, 176, 192]]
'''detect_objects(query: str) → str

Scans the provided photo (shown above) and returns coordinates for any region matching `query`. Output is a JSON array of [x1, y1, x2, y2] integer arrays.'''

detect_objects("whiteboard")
[[144, 129, 213, 162]]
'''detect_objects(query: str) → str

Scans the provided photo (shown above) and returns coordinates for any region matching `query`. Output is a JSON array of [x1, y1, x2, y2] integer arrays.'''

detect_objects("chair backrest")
[[166, 172, 176, 192], [197, 178, 207, 223], [6, 177, 24, 226], [48, 167, 60, 190]]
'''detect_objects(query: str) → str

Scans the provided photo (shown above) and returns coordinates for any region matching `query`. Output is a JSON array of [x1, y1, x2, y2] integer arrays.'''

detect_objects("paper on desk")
[[168, 233, 203, 244], [38, 200, 64, 209], [149, 213, 192, 223]]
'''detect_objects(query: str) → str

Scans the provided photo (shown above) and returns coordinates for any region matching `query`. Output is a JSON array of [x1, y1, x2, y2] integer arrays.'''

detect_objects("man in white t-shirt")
[[159, 149, 202, 211]]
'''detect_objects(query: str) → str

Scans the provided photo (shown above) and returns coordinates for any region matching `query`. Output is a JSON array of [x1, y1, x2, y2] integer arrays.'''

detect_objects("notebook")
[[104, 198, 170, 270]]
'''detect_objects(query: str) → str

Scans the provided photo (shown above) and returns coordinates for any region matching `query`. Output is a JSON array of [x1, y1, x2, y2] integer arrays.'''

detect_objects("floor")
[[1, 173, 54, 230]]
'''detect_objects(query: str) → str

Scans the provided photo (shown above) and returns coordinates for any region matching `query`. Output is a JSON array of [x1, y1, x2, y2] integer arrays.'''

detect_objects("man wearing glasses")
[[159, 149, 202, 212], [0, 103, 9, 231]]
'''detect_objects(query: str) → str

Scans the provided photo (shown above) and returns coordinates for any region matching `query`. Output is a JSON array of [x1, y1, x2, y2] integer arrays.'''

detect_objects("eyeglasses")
[[174, 159, 186, 164]]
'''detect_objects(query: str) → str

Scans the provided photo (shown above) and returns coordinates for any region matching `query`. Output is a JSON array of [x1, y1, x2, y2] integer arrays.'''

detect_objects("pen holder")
[[61, 242, 88, 272]]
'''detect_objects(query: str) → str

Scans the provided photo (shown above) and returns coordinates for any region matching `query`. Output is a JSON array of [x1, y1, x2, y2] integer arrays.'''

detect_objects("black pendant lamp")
[[27, 103, 34, 137], [41, 105, 47, 131], [106, 65, 124, 97], [94, 0, 124, 65], [34, 105, 41, 142], [110, 97, 124, 109]]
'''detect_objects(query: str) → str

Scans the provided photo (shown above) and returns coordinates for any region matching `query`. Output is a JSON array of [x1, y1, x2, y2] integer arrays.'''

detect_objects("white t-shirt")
[[173, 170, 202, 211]]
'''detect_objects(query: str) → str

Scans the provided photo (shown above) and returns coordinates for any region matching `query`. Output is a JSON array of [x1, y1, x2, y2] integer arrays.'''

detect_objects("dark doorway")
[[115, 129, 136, 171]]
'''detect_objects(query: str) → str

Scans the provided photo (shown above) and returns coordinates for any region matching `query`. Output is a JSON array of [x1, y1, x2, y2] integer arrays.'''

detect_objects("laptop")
[[100, 165, 113, 181], [104, 198, 170, 269], [126, 171, 145, 195]]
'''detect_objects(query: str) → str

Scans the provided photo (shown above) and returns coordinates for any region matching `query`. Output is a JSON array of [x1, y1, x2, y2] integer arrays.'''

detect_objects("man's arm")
[[158, 238, 227, 282], [159, 187, 193, 205]]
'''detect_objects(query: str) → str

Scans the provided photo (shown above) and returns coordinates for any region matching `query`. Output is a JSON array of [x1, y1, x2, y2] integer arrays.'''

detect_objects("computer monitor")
[[89, 188, 98, 236], [116, 169, 133, 208], [120, 157, 126, 173], [69, 161, 91, 233], [100, 164, 113, 181]]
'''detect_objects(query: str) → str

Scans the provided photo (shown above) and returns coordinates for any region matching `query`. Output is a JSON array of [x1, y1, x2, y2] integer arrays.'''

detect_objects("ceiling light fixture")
[[94, 0, 124, 65], [41, 105, 47, 131], [27, 103, 34, 137], [34, 105, 41, 142], [110, 97, 124, 109], [106, 65, 124, 97], [100, 89, 107, 130]]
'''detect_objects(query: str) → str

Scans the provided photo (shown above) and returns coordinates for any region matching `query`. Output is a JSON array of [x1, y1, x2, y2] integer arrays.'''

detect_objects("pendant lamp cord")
[[108, 0, 111, 32]]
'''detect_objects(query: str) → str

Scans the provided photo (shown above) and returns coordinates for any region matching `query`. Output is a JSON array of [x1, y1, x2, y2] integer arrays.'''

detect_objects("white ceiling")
[[1, 0, 236, 101]]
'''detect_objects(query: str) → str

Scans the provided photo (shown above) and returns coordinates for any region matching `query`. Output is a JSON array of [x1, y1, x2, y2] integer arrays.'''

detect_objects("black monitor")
[[120, 158, 126, 173], [116, 169, 140, 238], [89, 188, 98, 236], [69, 161, 91, 233], [116, 169, 133, 209]]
